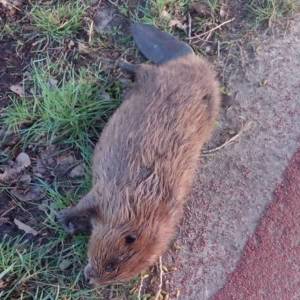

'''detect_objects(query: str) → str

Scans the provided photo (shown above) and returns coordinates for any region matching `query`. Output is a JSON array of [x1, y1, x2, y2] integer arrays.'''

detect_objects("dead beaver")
[[58, 23, 220, 285]]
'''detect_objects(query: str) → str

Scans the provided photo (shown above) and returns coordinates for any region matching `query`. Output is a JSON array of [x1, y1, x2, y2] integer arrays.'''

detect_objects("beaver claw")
[[57, 209, 77, 235]]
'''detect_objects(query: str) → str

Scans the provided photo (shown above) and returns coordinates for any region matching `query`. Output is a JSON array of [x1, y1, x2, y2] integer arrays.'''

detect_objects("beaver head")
[[84, 215, 176, 285]]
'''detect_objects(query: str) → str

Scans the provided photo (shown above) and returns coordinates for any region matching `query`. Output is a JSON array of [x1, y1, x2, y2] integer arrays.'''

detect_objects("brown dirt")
[[0, 40, 26, 106]]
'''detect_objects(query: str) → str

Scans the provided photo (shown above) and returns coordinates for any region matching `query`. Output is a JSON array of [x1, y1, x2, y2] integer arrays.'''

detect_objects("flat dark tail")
[[130, 23, 194, 64]]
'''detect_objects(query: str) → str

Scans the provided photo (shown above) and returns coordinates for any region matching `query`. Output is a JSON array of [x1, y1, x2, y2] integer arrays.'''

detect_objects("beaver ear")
[[124, 234, 137, 244]]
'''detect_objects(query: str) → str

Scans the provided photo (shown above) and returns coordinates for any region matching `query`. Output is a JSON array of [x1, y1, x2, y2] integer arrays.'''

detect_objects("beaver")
[[58, 23, 220, 285]]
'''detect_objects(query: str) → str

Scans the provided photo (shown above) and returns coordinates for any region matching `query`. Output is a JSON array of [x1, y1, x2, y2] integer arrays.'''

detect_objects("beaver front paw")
[[57, 208, 92, 235], [57, 208, 78, 234]]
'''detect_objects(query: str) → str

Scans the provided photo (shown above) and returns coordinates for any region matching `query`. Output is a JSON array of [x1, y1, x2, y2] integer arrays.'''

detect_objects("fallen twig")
[[154, 256, 163, 300], [137, 274, 145, 300], [187, 18, 235, 41], [0, 206, 15, 217], [202, 121, 253, 155], [88, 19, 94, 45], [14, 218, 38, 236], [187, 13, 192, 43]]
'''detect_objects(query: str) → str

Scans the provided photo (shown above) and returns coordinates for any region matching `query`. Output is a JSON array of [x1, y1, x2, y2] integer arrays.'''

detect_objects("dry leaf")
[[93, 8, 114, 34], [161, 10, 170, 19], [220, 3, 229, 19], [191, 2, 211, 17], [78, 42, 91, 54], [12, 186, 45, 202], [69, 163, 85, 178], [0, 152, 31, 182], [14, 218, 38, 236], [0, 279, 7, 289], [9, 83, 25, 97], [169, 19, 186, 31], [0, 0, 23, 13], [68, 40, 75, 48]]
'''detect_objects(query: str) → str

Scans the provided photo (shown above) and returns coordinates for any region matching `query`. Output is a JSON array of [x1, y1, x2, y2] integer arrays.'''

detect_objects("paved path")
[[163, 16, 300, 299]]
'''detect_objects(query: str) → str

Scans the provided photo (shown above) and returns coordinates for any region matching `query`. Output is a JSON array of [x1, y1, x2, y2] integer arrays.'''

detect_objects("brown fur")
[[59, 54, 220, 285]]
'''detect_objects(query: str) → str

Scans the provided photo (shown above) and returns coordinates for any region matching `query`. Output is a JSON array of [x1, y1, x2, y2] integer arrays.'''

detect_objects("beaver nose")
[[84, 264, 97, 282]]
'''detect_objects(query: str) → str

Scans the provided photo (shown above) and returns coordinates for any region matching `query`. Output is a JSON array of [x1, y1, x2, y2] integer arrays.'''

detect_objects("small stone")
[[68, 40, 75, 48], [16, 152, 31, 168], [205, 45, 212, 54]]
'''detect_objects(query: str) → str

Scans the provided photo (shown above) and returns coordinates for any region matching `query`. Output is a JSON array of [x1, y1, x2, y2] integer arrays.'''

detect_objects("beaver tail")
[[130, 23, 194, 64]]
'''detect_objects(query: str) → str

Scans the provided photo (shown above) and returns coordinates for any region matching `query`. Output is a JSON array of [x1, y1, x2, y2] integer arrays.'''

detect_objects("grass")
[[0, 234, 114, 299], [0, 23, 19, 39], [131, 0, 190, 32], [31, 1, 86, 39], [38, 173, 92, 232], [193, 0, 221, 38], [3, 62, 121, 159], [0, 176, 137, 299], [0, 56, 128, 299], [0, 172, 97, 299], [248, 0, 299, 27]]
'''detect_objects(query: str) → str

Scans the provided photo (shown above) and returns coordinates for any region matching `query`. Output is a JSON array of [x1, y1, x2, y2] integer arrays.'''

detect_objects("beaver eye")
[[105, 259, 118, 272], [125, 234, 136, 244]]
